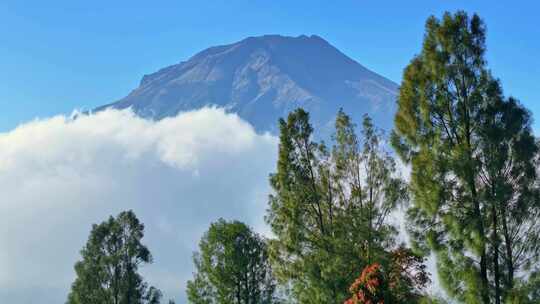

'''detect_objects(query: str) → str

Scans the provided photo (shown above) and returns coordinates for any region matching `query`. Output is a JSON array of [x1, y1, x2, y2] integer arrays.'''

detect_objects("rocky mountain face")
[[97, 35, 398, 134]]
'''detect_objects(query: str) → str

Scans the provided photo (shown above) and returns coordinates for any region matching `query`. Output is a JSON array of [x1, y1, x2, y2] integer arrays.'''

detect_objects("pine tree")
[[67, 210, 163, 304], [267, 109, 407, 303], [186, 219, 277, 304], [392, 11, 540, 303]]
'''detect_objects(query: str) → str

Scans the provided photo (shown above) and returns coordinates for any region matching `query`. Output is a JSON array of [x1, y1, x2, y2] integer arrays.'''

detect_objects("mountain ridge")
[[96, 34, 399, 133]]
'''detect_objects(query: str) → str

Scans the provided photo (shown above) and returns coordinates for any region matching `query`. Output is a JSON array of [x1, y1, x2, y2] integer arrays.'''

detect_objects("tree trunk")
[[492, 202, 501, 304], [236, 280, 242, 304], [367, 184, 373, 264], [501, 207, 515, 289], [465, 114, 490, 304], [468, 172, 489, 304]]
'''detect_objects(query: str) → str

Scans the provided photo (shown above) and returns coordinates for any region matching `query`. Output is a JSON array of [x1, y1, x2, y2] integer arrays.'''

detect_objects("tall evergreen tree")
[[392, 11, 540, 303], [186, 219, 277, 304], [267, 109, 407, 303], [67, 210, 163, 304]]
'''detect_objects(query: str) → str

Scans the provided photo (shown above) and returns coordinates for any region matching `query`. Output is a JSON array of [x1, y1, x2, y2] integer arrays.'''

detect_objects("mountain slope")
[[97, 35, 398, 133]]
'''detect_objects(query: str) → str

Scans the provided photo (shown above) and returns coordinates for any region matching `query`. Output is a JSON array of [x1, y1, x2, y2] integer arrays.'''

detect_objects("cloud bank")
[[0, 108, 278, 303]]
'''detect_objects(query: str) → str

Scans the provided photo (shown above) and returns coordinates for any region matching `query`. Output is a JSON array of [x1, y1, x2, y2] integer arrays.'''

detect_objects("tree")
[[266, 109, 407, 303], [345, 263, 386, 304], [344, 247, 430, 304], [392, 11, 540, 303], [186, 219, 277, 304], [67, 210, 164, 304]]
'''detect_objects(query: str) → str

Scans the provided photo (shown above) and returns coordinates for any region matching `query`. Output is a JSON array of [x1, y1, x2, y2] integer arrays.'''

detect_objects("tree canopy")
[[392, 10, 540, 303], [266, 109, 409, 303], [67, 210, 165, 304], [186, 219, 278, 304]]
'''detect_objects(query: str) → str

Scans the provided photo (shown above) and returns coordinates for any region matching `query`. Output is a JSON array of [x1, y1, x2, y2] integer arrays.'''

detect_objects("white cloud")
[[0, 108, 278, 303]]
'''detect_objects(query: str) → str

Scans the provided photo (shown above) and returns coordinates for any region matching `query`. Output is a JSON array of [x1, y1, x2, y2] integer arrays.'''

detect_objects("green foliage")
[[393, 10, 540, 303], [67, 210, 163, 304], [266, 108, 407, 303], [186, 219, 278, 304]]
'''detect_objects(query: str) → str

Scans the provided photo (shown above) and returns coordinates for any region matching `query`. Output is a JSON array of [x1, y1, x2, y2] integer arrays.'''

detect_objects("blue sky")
[[1, 0, 539, 131]]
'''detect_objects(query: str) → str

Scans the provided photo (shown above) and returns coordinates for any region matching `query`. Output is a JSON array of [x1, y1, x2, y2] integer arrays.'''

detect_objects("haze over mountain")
[[97, 34, 398, 133]]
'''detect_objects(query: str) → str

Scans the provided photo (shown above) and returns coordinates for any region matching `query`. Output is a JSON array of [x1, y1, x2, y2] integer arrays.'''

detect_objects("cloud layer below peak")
[[0, 108, 278, 303]]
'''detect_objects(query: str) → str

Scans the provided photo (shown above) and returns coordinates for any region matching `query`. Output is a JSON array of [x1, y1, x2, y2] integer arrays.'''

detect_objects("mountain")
[[97, 35, 398, 133]]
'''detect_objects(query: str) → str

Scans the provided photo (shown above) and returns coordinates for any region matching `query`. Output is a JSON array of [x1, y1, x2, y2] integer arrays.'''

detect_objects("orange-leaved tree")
[[345, 246, 430, 304], [345, 263, 385, 304]]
